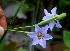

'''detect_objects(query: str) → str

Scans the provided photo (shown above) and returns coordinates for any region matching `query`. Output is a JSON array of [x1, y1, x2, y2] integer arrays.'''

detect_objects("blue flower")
[[42, 7, 62, 31], [27, 24, 53, 48]]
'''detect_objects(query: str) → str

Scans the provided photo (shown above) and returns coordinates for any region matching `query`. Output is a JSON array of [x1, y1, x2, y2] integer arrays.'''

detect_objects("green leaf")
[[63, 30, 70, 48], [64, 49, 70, 51], [0, 39, 5, 51]]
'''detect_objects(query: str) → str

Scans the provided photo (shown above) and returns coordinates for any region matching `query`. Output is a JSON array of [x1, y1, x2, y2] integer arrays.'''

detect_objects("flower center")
[[37, 32, 44, 40]]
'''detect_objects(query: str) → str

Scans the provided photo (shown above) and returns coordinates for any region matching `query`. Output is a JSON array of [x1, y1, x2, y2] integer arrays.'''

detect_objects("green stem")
[[4, 13, 66, 34], [10, 0, 26, 25], [5, 29, 31, 33], [38, 13, 66, 25]]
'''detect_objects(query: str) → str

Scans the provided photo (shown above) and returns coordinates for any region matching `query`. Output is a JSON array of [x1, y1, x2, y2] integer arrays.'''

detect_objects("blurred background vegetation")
[[0, 0, 70, 51]]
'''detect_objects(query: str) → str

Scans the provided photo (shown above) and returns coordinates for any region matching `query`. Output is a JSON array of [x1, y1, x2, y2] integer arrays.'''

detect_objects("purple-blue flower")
[[27, 24, 53, 48], [42, 7, 62, 31]]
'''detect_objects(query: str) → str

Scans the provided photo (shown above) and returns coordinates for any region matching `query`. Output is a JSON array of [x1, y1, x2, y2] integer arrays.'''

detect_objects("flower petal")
[[55, 20, 62, 28], [31, 38, 39, 46], [42, 16, 47, 20], [27, 32, 36, 38], [51, 7, 57, 15], [42, 15, 50, 20], [42, 9, 51, 20], [44, 9, 49, 15], [42, 25, 49, 34], [39, 40, 46, 48], [49, 21, 55, 31], [44, 34, 53, 40], [35, 24, 41, 32]]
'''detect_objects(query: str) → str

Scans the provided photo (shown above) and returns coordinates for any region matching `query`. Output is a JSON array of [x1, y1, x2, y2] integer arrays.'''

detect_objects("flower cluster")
[[27, 7, 62, 48]]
